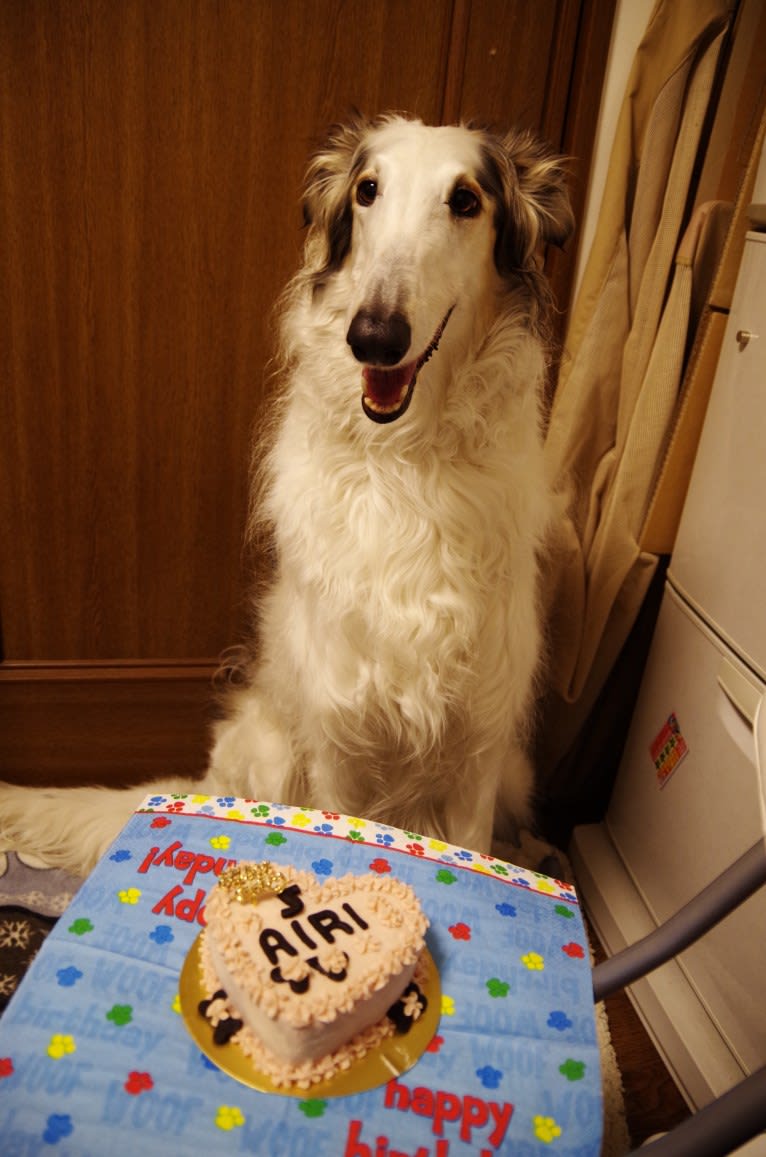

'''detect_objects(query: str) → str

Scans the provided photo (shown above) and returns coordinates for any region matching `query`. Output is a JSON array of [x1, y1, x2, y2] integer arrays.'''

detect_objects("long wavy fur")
[[0, 113, 572, 873]]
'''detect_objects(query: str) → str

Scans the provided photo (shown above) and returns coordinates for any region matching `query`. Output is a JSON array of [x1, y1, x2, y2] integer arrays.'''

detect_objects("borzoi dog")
[[0, 114, 572, 875]]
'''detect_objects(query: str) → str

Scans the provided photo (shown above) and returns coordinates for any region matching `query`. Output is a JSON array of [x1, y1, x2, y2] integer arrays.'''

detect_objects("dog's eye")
[[356, 179, 378, 207], [449, 186, 481, 219]]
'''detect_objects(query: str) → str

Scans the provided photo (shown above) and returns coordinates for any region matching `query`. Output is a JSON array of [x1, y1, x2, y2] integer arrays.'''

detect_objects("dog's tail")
[[0, 777, 199, 877]]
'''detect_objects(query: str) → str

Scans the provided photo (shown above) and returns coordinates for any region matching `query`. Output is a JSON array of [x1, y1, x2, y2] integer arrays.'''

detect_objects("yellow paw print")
[[291, 813, 311, 827], [521, 951, 545, 971], [533, 1115, 562, 1143], [428, 839, 448, 852], [171, 993, 182, 1014], [441, 994, 456, 1016], [228, 810, 245, 821], [348, 817, 366, 828], [191, 794, 210, 804], [117, 887, 141, 904], [209, 834, 231, 850], [215, 1105, 245, 1131], [536, 879, 556, 893], [47, 1034, 76, 1059]]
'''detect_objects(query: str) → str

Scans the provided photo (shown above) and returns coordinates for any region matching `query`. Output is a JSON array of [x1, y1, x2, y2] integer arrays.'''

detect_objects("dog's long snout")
[[346, 309, 411, 366]]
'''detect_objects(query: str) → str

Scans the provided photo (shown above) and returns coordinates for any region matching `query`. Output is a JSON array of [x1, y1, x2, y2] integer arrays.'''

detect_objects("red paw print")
[[0, 1057, 14, 1079], [150, 816, 171, 828], [166, 801, 185, 813], [562, 942, 585, 959], [426, 1035, 444, 1053], [406, 843, 425, 856], [125, 1071, 154, 1095], [369, 858, 391, 874], [322, 811, 340, 820], [448, 922, 471, 941]]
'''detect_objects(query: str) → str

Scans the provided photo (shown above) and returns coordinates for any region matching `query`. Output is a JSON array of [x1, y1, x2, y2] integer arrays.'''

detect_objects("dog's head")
[[303, 114, 572, 285], [299, 114, 573, 422]]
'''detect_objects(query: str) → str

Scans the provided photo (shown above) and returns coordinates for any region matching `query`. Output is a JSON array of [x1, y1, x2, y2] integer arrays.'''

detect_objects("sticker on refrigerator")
[[650, 712, 689, 788]]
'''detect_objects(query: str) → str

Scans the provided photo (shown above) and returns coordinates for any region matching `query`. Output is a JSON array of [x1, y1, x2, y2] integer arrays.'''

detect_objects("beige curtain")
[[539, 0, 736, 781]]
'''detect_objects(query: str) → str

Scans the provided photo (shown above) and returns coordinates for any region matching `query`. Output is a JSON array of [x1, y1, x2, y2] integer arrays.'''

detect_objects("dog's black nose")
[[346, 309, 411, 366]]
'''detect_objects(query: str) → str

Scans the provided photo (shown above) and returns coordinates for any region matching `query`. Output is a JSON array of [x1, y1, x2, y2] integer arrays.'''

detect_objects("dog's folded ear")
[[480, 128, 574, 277], [506, 128, 574, 251], [302, 112, 370, 281]]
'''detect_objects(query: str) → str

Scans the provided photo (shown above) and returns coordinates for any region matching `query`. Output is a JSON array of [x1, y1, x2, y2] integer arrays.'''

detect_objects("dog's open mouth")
[[361, 308, 453, 424]]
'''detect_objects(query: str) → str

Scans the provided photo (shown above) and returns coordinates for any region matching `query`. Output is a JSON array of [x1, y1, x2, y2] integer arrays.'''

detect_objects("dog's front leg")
[[207, 686, 300, 804], [442, 754, 500, 855]]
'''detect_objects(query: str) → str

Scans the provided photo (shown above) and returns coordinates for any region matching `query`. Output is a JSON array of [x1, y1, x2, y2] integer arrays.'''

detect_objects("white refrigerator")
[[571, 229, 766, 1112]]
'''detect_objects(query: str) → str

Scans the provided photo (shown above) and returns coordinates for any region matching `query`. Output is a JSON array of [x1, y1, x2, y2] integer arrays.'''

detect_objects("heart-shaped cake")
[[198, 861, 429, 1085]]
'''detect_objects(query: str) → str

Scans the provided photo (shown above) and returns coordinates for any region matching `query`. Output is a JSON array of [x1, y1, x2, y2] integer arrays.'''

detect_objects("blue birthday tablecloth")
[[0, 796, 602, 1156]]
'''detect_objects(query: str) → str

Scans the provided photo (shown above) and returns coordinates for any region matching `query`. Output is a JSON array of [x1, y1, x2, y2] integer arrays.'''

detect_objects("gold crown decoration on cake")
[[219, 861, 289, 904]]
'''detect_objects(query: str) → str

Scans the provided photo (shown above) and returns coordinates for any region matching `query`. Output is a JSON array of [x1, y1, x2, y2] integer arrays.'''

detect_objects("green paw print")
[[435, 869, 457, 885], [298, 1099, 327, 1118], [486, 978, 510, 998], [559, 1058, 586, 1082], [265, 831, 287, 847], [251, 804, 270, 817], [555, 904, 575, 919], [106, 1004, 133, 1026], [68, 917, 94, 936]]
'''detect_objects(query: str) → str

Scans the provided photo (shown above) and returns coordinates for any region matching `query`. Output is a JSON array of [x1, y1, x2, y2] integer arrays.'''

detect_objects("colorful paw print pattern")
[[43, 1114, 74, 1144], [298, 1099, 327, 1118], [534, 1115, 564, 1143], [106, 1004, 133, 1026], [215, 1104, 245, 1131], [448, 921, 471, 940], [134, 796, 579, 898], [0, 795, 600, 1155], [47, 1033, 76, 1059], [486, 977, 510, 998], [124, 1070, 154, 1095], [67, 917, 93, 936], [117, 887, 141, 905], [55, 966, 82, 988]]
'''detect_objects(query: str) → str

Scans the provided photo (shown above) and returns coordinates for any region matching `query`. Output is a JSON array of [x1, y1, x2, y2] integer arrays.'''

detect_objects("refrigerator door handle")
[[754, 681, 766, 841], [716, 658, 762, 725], [718, 657, 766, 838]]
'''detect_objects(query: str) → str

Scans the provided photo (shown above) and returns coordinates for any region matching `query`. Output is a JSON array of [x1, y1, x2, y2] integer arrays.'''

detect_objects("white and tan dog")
[[1, 114, 572, 874]]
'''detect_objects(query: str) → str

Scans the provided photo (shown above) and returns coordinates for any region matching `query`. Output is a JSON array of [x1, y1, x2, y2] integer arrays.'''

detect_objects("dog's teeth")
[[364, 384, 409, 414]]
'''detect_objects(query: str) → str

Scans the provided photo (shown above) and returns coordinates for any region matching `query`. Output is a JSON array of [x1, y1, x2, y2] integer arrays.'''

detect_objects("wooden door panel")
[[454, 0, 576, 130], [0, 661, 217, 786], [0, 0, 453, 662]]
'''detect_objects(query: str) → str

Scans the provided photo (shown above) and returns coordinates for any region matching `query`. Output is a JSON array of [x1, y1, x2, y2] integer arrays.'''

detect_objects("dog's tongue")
[[362, 362, 417, 407]]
